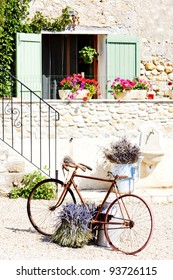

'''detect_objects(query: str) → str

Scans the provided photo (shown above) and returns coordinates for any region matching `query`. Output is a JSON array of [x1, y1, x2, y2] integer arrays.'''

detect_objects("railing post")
[[0, 66, 60, 179], [55, 170, 59, 180]]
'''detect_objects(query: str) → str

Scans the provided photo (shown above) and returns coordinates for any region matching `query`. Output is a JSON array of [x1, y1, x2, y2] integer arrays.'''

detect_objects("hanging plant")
[[79, 46, 99, 64]]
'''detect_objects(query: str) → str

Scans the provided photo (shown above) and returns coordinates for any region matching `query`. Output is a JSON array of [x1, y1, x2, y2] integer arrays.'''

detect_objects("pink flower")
[[69, 94, 75, 99]]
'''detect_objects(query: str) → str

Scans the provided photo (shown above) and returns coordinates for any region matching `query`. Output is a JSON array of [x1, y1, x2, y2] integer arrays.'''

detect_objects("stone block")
[[6, 161, 25, 173], [0, 173, 25, 193]]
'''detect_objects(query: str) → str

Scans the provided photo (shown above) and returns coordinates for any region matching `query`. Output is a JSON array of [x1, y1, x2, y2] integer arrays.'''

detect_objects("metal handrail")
[[0, 67, 60, 178]]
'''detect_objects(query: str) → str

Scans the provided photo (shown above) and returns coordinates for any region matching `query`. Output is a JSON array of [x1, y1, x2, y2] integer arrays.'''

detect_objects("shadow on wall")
[[57, 136, 141, 190], [57, 131, 173, 188]]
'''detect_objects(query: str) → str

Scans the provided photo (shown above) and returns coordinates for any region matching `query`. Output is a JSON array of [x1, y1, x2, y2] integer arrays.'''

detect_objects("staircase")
[[0, 67, 60, 189]]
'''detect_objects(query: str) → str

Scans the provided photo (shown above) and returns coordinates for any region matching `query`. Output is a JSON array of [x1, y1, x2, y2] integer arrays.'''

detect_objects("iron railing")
[[0, 67, 60, 178]]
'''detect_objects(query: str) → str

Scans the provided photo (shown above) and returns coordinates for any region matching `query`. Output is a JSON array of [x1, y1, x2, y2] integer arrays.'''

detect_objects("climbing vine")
[[0, 0, 6, 36], [28, 8, 72, 33], [0, 1, 72, 75], [0, 0, 30, 96], [0, 0, 30, 72]]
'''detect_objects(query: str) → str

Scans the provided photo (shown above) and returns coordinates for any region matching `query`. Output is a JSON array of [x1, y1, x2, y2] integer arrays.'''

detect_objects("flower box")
[[58, 89, 89, 100], [59, 74, 100, 101], [110, 77, 151, 100], [114, 89, 147, 100]]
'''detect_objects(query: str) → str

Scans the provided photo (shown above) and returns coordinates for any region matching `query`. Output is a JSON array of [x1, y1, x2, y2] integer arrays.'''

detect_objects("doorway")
[[42, 34, 98, 99]]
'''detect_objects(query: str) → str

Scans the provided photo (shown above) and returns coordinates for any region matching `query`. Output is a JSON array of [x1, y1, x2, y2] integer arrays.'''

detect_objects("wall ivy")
[[0, 0, 30, 74], [0, 1, 72, 76]]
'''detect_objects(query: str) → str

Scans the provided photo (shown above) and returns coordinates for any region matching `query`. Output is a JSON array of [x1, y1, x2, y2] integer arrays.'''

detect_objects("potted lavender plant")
[[103, 137, 141, 193]]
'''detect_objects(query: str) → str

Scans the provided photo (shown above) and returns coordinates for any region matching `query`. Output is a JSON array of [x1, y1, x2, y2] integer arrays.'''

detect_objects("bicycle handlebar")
[[78, 163, 92, 171], [62, 155, 92, 172]]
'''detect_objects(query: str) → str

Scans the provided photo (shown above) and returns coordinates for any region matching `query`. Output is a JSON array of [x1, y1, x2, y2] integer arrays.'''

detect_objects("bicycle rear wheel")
[[104, 194, 153, 255], [27, 178, 76, 236]]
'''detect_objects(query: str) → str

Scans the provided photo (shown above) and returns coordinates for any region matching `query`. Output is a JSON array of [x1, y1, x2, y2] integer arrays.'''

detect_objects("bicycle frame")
[[55, 168, 129, 227], [27, 162, 153, 255]]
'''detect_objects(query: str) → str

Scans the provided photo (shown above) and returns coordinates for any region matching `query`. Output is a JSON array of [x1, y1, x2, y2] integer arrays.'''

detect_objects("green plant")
[[0, 73, 12, 98], [0, 3, 72, 96], [28, 7, 72, 33], [9, 169, 56, 199], [0, 0, 6, 36], [52, 203, 93, 248], [132, 77, 150, 90], [79, 46, 99, 64], [0, 0, 30, 97]]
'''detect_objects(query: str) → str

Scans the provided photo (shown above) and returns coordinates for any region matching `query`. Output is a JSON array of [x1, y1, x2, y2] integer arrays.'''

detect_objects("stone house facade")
[[27, 0, 173, 96], [1, 0, 173, 192]]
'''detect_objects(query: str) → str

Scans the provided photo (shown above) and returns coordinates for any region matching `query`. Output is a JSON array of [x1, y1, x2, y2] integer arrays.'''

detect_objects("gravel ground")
[[0, 196, 173, 260]]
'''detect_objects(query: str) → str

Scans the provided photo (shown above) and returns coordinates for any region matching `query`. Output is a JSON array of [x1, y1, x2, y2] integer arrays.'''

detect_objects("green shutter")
[[106, 35, 140, 98], [16, 33, 42, 98]]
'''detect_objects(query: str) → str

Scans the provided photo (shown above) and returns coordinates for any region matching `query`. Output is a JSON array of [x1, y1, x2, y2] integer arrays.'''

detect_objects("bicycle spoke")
[[104, 194, 153, 255], [27, 179, 76, 236]]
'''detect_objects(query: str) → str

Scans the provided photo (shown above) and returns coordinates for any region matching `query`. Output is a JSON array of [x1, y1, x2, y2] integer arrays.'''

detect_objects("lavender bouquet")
[[52, 203, 94, 248]]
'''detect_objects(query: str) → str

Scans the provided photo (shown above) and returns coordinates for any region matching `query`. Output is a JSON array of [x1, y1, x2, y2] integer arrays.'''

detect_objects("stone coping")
[[7, 98, 173, 104]]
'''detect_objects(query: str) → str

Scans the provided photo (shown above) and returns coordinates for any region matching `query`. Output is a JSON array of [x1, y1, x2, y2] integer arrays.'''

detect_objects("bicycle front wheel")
[[27, 178, 76, 236], [104, 194, 153, 255]]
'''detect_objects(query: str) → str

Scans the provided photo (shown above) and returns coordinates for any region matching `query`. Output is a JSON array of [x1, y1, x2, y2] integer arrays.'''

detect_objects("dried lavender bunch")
[[103, 137, 141, 164], [58, 203, 93, 231], [52, 203, 93, 248]]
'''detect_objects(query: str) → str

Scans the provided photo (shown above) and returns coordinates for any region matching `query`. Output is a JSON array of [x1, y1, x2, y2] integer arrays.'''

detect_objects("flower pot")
[[58, 90, 71, 100], [59, 89, 89, 100], [110, 159, 142, 193], [97, 202, 123, 247], [75, 90, 89, 99], [147, 92, 155, 99], [130, 90, 147, 100], [113, 90, 131, 100], [114, 90, 147, 100], [111, 163, 135, 193]]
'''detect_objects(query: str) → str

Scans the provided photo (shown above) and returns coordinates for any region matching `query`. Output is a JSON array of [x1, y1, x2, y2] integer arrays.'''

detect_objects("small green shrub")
[[9, 169, 56, 199]]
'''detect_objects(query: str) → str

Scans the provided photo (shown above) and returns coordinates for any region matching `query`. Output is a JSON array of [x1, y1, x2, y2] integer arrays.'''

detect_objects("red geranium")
[[60, 74, 100, 101]]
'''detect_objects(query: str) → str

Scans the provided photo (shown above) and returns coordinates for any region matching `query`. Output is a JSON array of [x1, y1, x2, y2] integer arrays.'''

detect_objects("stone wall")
[[28, 1, 173, 96], [29, 0, 173, 61], [54, 100, 173, 139], [54, 99, 173, 189], [141, 60, 173, 96], [1, 99, 173, 191]]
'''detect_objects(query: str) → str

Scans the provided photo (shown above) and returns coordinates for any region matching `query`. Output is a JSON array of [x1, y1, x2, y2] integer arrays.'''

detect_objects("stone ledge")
[[10, 98, 173, 104]]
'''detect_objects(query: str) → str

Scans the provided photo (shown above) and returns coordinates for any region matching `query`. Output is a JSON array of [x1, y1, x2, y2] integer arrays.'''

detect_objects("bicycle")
[[27, 156, 153, 255]]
